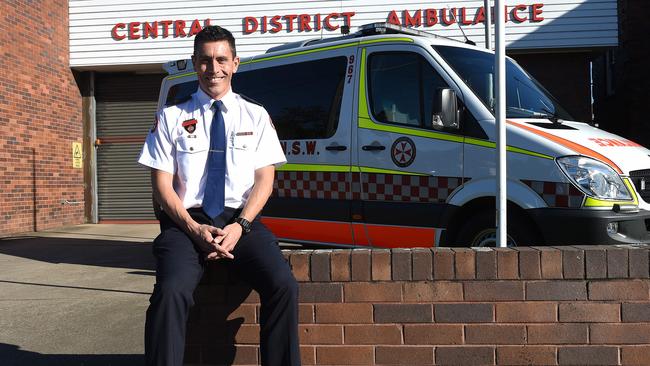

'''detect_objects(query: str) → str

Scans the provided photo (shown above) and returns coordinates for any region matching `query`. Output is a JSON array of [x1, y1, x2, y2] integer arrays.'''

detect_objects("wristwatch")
[[235, 217, 252, 235]]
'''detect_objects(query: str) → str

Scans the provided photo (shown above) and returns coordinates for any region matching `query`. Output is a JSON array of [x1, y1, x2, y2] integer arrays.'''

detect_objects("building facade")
[[2, 0, 644, 234]]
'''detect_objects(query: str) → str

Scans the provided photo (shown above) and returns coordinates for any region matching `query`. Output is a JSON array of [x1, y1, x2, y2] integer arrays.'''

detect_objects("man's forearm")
[[239, 165, 275, 222], [151, 169, 199, 234]]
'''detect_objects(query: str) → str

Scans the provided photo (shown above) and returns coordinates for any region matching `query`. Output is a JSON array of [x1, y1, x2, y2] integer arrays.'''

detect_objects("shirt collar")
[[195, 87, 236, 114]]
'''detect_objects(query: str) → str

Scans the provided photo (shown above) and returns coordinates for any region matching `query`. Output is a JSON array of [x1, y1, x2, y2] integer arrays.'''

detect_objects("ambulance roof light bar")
[[357, 22, 461, 43], [163, 59, 194, 75]]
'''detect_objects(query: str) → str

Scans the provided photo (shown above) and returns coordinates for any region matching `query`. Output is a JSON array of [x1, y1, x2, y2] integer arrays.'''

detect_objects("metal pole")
[[495, 0, 507, 247], [484, 0, 492, 50]]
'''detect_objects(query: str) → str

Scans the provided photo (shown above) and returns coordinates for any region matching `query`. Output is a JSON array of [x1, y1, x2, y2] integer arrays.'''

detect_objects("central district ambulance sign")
[[68, 0, 619, 67]]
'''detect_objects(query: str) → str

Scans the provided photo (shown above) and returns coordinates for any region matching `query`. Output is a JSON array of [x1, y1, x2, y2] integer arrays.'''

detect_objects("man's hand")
[[189, 223, 233, 260], [216, 222, 243, 255]]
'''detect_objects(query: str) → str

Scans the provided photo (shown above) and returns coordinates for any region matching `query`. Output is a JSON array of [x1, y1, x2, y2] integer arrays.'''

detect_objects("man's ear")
[[233, 56, 240, 73]]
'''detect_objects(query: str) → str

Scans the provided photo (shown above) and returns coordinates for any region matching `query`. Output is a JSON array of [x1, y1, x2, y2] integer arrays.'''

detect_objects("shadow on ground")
[[0, 236, 155, 272], [0, 343, 144, 366]]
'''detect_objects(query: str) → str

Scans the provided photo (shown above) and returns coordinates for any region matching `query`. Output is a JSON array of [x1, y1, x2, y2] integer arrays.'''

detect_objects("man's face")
[[192, 40, 239, 100]]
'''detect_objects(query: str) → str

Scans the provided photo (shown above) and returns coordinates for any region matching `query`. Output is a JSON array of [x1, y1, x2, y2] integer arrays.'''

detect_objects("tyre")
[[454, 210, 538, 247]]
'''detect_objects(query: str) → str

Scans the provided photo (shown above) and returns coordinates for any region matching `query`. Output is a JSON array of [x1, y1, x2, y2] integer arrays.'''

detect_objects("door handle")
[[362, 145, 386, 151], [325, 145, 348, 151]]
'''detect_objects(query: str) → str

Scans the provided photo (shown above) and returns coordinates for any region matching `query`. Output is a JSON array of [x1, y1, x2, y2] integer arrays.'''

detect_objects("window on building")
[[234, 57, 346, 140], [368, 52, 449, 128]]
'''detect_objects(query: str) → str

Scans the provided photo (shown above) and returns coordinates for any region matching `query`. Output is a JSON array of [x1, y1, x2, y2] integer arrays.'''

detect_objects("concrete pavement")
[[0, 224, 160, 366]]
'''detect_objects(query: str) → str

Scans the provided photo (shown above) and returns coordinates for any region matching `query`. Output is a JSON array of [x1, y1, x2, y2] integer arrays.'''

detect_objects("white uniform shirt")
[[138, 87, 286, 210]]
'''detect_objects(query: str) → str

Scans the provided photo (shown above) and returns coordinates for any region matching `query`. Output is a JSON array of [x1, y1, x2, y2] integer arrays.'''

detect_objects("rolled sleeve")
[[254, 113, 287, 170], [138, 110, 176, 174]]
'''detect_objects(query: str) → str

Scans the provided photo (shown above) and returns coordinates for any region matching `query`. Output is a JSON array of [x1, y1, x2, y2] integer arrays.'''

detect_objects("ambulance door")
[[234, 49, 357, 245], [355, 45, 464, 247]]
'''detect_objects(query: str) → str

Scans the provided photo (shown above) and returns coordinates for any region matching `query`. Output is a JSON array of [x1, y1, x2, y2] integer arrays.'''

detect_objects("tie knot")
[[212, 100, 223, 112]]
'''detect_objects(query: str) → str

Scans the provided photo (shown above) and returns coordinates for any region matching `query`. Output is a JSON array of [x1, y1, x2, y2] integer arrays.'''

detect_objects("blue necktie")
[[202, 100, 226, 219]]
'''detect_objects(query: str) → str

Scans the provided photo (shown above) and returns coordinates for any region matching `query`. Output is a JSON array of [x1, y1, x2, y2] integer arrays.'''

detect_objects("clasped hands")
[[191, 223, 243, 260]]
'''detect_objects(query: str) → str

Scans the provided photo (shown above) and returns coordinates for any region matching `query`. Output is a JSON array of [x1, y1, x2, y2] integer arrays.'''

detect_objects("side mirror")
[[432, 88, 460, 130]]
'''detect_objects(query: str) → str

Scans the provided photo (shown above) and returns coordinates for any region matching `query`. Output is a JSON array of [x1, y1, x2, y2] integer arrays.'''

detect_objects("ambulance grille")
[[629, 169, 650, 203]]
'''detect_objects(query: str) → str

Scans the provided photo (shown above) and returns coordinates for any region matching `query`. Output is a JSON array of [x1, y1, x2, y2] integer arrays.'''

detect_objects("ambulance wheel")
[[455, 210, 536, 247]]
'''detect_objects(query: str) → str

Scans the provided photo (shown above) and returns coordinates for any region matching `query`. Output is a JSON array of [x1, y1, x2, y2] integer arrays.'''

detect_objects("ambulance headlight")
[[557, 156, 632, 200]]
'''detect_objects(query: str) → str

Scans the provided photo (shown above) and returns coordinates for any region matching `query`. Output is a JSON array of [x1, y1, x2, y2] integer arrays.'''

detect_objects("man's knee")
[[151, 274, 199, 307]]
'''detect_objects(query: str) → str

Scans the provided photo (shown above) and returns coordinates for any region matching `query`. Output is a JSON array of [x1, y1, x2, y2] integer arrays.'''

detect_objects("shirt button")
[[189, 147, 194, 151]]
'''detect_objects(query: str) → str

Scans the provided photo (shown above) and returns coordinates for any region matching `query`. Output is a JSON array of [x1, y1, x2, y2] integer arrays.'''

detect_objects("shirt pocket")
[[231, 134, 255, 151], [176, 136, 209, 154], [175, 137, 209, 176]]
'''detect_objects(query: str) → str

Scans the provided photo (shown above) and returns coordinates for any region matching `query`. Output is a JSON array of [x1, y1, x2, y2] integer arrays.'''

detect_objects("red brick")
[[465, 324, 526, 344], [344, 325, 402, 344], [202, 345, 258, 365], [608, 247, 629, 278], [344, 282, 402, 302], [299, 304, 314, 324], [464, 281, 525, 301], [226, 285, 259, 304], [316, 346, 373, 365], [629, 247, 650, 278], [496, 248, 519, 279], [299, 325, 343, 345], [301, 346, 316, 365], [403, 281, 463, 302], [453, 248, 476, 280], [589, 280, 650, 300], [435, 346, 495, 365], [290, 251, 311, 282], [311, 250, 331, 282], [299, 283, 342, 303], [497, 346, 557, 365], [559, 303, 619, 322], [184, 344, 200, 364], [476, 248, 497, 279], [496, 302, 557, 323], [374, 304, 433, 323], [621, 346, 650, 365], [391, 249, 412, 281], [432, 248, 455, 279], [526, 281, 587, 301], [622, 303, 650, 322], [535, 247, 563, 279], [590, 324, 650, 344], [404, 324, 464, 345], [227, 304, 257, 323], [315, 303, 373, 324], [528, 324, 588, 344], [517, 247, 541, 279], [582, 246, 608, 279], [560, 247, 585, 279], [330, 250, 351, 282], [412, 248, 433, 280], [350, 249, 371, 281], [234, 324, 260, 344], [194, 284, 227, 304], [372, 250, 391, 281], [435, 303, 494, 323], [557, 346, 619, 366], [376, 346, 434, 365]]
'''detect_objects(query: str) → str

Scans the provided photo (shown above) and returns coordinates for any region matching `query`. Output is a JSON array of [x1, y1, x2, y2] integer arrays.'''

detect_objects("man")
[[138, 26, 300, 366]]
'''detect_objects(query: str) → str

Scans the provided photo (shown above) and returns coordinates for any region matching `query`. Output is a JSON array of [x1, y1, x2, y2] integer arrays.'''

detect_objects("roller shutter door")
[[96, 73, 164, 221]]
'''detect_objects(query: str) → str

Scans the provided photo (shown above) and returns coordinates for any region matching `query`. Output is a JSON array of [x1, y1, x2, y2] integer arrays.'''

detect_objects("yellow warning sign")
[[72, 142, 83, 169]]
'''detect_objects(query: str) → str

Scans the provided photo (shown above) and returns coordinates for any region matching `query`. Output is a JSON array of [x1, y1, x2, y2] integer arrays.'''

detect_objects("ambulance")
[[159, 22, 650, 247]]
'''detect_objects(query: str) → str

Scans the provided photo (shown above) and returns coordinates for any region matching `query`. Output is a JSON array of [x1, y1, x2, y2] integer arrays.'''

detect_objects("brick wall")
[[187, 246, 650, 365], [0, 1, 84, 234]]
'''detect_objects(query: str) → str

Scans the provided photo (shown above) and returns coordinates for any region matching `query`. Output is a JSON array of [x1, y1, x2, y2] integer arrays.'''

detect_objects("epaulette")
[[239, 93, 264, 108], [165, 93, 192, 107]]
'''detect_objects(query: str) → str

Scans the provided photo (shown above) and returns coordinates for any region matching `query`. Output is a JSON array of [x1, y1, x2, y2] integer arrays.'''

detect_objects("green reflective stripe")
[[583, 178, 638, 207], [358, 48, 370, 119], [464, 138, 495, 148], [168, 71, 196, 80], [506, 146, 554, 160], [242, 42, 357, 65], [359, 166, 428, 176], [359, 117, 464, 143], [276, 163, 350, 172], [359, 37, 414, 45]]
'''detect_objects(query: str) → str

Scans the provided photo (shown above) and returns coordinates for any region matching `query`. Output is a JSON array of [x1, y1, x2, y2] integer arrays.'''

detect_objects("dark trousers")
[[144, 208, 300, 366]]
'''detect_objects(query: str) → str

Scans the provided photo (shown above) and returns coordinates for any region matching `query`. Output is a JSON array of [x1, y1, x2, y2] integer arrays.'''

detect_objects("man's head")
[[192, 26, 239, 100]]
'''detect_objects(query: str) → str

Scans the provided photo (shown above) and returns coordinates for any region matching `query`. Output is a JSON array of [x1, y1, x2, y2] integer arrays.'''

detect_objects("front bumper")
[[528, 207, 650, 245]]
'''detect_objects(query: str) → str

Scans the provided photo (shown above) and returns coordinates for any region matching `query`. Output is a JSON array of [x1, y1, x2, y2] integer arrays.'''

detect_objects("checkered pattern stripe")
[[362, 174, 463, 203], [274, 171, 361, 200], [522, 180, 585, 208]]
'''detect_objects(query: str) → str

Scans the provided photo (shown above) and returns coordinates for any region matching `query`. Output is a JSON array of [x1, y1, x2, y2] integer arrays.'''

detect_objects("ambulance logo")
[[391, 137, 416, 167], [182, 118, 197, 133]]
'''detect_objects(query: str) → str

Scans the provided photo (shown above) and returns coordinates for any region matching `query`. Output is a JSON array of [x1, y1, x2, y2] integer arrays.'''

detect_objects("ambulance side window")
[[234, 57, 347, 140], [368, 52, 448, 129], [165, 80, 198, 106]]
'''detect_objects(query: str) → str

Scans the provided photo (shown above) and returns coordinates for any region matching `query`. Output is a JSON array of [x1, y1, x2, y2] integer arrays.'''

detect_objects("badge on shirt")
[[236, 131, 253, 136], [182, 118, 198, 133]]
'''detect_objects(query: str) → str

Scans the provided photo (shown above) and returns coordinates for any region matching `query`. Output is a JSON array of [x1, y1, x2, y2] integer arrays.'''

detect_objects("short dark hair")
[[193, 25, 237, 58]]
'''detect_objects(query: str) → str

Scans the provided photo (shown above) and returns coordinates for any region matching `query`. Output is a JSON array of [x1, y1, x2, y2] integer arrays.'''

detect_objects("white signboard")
[[69, 0, 618, 68]]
